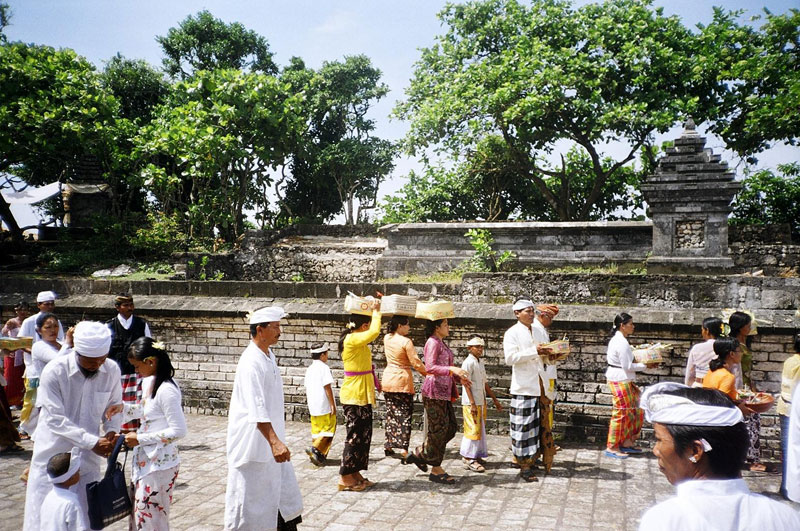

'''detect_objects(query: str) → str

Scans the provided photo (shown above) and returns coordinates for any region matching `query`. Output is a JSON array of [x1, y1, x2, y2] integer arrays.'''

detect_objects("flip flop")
[[428, 472, 456, 484], [404, 452, 429, 472], [520, 468, 538, 482], [464, 460, 485, 473], [359, 478, 376, 488], [337, 482, 367, 492], [619, 446, 644, 454], [604, 449, 629, 459]]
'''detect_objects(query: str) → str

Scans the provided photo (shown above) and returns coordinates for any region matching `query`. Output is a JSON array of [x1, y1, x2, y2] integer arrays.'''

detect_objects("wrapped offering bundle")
[[0, 336, 33, 350], [632, 343, 671, 364], [380, 294, 417, 316], [541, 339, 570, 361], [344, 293, 377, 316], [738, 390, 775, 414], [415, 299, 455, 321]]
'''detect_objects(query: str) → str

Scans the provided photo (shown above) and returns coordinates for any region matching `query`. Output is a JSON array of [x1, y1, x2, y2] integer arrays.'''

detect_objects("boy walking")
[[304, 343, 337, 466], [460, 336, 503, 472], [39, 447, 89, 531]]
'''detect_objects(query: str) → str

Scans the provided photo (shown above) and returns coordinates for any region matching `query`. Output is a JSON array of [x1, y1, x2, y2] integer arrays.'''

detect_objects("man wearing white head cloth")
[[225, 307, 303, 531], [19, 291, 65, 342], [638, 382, 800, 531], [23, 321, 122, 531], [502, 299, 554, 482]]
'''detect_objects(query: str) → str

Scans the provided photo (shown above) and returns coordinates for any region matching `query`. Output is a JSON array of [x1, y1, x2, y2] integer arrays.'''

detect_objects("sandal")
[[0, 444, 25, 454], [359, 478, 376, 488], [604, 449, 629, 459], [520, 468, 538, 483], [463, 460, 485, 473], [619, 446, 644, 454], [337, 482, 367, 492], [428, 472, 456, 484], [404, 452, 429, 472]]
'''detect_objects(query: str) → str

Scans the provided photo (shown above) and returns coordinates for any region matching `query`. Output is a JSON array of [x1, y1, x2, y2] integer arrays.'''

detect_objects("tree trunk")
[[0, 192, 23, 244]]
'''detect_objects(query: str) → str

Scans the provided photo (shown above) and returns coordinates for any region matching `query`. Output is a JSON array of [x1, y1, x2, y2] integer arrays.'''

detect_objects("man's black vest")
[[106, 315, 147, 375]]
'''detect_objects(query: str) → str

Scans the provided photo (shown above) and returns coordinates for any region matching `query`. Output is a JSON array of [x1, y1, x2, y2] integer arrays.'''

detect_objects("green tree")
[[0, 2, 10, 43], [278, 55, 395, 225], [0, 43, 119, 242], [395, 0, 710, 221], [135, 69, 303, 242], [699, 8, 800, 160], [730, 163, 800, 237], [101, 54, 169, 123], [157, 10, 277, 80]]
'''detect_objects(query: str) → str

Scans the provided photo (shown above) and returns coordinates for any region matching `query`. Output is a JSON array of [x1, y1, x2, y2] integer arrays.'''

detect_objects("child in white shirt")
[[460, 335, 503, 473], [39, 447, 89, 531], [304, 343, 337, 466]]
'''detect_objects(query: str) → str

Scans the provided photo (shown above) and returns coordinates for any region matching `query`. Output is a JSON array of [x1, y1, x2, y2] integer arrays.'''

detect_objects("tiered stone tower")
[[641, 119, 742, 273]]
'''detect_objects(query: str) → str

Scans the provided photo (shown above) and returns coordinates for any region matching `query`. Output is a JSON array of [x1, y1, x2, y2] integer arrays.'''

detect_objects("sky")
[[3, 0, 799, 227]]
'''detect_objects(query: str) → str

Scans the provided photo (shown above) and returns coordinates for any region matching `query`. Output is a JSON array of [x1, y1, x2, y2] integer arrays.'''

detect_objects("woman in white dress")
[[122, 337, 187, 531], [684, 317, 723, 388], [23, 313, 66, 435]]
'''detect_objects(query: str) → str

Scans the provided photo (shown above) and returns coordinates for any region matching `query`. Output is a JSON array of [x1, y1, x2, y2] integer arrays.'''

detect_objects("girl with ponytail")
[[685, 317, 724, 388], [124, 337, 187, 529]]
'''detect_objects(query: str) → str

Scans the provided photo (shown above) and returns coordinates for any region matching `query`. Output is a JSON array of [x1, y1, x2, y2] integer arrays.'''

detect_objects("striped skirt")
[[509, 395, 540, 465], [121, 373, 142, 431], [606, 380, 643, 448]]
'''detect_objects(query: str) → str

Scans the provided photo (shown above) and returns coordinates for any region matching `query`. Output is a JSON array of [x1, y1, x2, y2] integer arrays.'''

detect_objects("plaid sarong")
[[121, 373, 142, 431], [510, 394, 540, 464], [606, 380, 643, 448]]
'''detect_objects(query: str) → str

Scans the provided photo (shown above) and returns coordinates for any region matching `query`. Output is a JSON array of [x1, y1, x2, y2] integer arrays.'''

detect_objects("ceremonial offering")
[[380, 294, 417, 316], [0, 336, 32, 350], [541, 338, 570, 361], [344, 293, 377, 316], [632, 343, 672, 364], [739, 390, 774, 414], [415, 299, 455, 321]]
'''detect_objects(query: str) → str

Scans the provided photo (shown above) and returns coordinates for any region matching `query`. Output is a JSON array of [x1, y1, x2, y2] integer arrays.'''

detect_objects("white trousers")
[[224, 461, 303, 531]]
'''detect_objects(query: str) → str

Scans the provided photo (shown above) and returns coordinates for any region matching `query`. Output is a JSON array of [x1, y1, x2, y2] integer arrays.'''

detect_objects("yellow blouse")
[[339, 311, 381, 406]]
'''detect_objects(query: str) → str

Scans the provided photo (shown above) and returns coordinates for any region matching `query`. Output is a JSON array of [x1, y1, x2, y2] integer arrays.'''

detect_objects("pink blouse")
[[421, 336, 458, 401]]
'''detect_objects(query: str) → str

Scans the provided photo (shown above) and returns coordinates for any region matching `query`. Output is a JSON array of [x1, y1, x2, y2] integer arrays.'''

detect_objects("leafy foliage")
[[730, 163, 800, 236], [464, 228, 516, 272], [157, 10, 277, 79], [101, 54, 169, 124]]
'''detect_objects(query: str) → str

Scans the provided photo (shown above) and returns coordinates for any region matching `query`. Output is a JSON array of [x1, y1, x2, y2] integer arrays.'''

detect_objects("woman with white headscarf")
[[638, 382, 800, 530]]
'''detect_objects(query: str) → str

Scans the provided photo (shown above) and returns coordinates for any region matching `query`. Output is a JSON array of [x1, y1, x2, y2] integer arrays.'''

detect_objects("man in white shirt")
[[106, 293, 151, 432], [503, 299, 553, 482], [19, 291, 65, 343], [224, 307, 303, 531], [23, 321, 122, 531]]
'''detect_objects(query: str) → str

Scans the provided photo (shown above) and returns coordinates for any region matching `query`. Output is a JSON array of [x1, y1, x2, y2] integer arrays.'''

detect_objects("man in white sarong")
[[503, 299, 553, 482], [19, 291, 65, 343], [23, 321, 122, 531], [224, 306, 303, 531]]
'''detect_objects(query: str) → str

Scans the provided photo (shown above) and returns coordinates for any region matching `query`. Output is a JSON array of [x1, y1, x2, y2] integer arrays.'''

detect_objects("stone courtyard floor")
[[2, 413, 793, 531]]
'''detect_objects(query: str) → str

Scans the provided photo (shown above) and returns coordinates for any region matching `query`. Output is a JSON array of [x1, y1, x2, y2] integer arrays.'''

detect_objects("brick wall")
[[2, 286, 795, 459]]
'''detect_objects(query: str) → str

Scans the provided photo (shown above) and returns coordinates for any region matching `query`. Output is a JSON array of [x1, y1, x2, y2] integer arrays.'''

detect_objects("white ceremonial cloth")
[[638, 478, 800, 531], [532, 318, 558, 400], [19, 312, 65, 344], [503, 321, 544, 396], [31, 341, 68, 380], [39, 487, 89, 531], [224, 342, 302, 530], [461, 354, 487, 406], [23, 351, 122, 531], [123, 376, 187, 482], [605, 331, 646, 382], [786, 383, 800, 502], [304, 360, 334, 416], [116, 313, 152, 337]]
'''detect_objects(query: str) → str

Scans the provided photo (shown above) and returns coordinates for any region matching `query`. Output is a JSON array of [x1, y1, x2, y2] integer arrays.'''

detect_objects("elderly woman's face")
[[653, 423, 696, 485]]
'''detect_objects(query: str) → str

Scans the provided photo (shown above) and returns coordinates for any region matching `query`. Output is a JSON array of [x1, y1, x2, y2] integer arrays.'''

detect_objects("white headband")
[[310, 344, 329, 354], [49, 447, 80, 484], [37, 291, 57, 303], [466, 337, 485, 347], [513, 299, 534, 311], [248, 307, 288, 324], [641, 382, 744, 426]]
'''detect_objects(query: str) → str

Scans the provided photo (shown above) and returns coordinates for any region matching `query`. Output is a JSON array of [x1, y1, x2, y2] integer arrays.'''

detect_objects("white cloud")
[[313, 10, 358, 35]]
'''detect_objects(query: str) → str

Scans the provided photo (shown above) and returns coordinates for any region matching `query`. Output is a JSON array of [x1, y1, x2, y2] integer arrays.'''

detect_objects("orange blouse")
[[703, 367, 738, 400], [381, 333, 426, 394]]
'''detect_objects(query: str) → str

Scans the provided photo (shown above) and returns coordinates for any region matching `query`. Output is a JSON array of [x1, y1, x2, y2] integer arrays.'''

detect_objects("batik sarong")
[[0, 385, 21, 447], [384, 392, 414, 451], [510, 394, 540, 465], [745, 412, 761, 464], [606, 380, 643, 448], [19, 377, 38, 434], [416, 397, 456, 467], [121, 373, 142, 432], [460, 404, 488, 460], [131, 466, 179, 531], [539, 392, 556, 473], [339, 404, 372, 475], [310, 413, 336, 457]]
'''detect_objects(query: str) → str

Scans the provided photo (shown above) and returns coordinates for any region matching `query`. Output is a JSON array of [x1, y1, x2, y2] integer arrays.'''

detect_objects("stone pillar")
[[640, 119, 741, 274]]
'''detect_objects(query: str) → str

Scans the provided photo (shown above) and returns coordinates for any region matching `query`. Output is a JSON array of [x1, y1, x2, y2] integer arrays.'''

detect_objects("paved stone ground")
[[2, 413, 792, 531]]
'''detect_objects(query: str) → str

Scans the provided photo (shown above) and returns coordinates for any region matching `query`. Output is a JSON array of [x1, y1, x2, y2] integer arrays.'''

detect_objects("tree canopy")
[[157, 10, 277, 79]]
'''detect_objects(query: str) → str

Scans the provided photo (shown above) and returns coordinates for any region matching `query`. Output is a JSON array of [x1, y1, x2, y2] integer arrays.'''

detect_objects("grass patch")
[[379, 270, 464, 284], [523, 263, 621, 274]]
